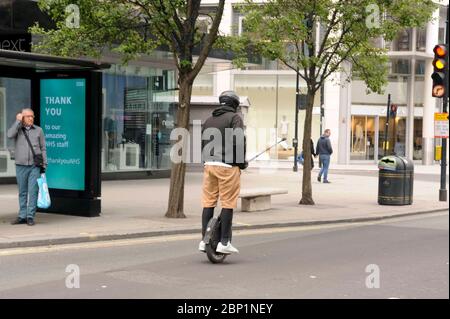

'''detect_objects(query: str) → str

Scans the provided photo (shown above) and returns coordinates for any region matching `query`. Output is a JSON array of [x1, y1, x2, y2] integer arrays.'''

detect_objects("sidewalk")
[[0, 165, 448, 249], [248, 159, 447, 175]]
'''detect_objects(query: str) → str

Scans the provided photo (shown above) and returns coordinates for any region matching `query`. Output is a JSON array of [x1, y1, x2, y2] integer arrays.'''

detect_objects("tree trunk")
[[299, 90, 315, 205], [165, 77, 193, 218]]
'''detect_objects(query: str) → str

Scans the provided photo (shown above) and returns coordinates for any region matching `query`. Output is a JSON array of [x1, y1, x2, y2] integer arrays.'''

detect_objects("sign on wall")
[[40, 78, 86, 191], [434, 113, 449, 139], [0, 33, 31, 52]]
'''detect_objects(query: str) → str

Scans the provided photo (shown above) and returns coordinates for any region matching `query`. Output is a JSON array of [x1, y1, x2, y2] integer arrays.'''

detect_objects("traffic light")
[[432, 44, 447, 98], [390, 103, 398, 117]]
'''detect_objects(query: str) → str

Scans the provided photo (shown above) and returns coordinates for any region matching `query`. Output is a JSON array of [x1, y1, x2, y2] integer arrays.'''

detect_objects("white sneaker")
[[216, 242, 239, 254], [198, 241, 206, 252]]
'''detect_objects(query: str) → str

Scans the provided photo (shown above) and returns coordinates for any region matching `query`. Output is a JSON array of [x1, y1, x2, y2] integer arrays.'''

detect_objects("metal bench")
[[239, 188, 288, 212]]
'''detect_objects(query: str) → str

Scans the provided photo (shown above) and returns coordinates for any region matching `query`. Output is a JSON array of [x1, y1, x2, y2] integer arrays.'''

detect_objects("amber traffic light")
[[432, 45, 447, 98]]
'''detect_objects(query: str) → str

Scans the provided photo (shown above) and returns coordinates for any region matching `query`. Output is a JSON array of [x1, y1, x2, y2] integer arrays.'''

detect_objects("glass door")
[[351, 116, 375, 161], [0, 78, 31, 177], [413, 118, 423, 160], [378, 116, 406, 159]]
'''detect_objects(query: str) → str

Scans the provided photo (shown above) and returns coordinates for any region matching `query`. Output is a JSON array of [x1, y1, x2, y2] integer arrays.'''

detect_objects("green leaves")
[[238, 0, 436, 94], [180, 59, 193, 71], [32, 0, 149, 59], [30, 0, 226, 81]]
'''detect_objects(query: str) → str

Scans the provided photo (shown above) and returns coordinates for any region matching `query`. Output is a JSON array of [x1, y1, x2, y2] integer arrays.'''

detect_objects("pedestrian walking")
[[7, 108, 47, 226], [316, 129, 332, 183]]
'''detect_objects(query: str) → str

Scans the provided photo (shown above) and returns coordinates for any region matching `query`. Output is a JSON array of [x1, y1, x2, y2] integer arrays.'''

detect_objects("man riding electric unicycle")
[[199, 91, 248, 263]]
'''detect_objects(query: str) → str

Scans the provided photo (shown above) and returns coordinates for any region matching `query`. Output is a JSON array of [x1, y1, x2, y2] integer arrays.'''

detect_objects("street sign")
[[434, 113, 449, 138], [0, 32, 31, 52]]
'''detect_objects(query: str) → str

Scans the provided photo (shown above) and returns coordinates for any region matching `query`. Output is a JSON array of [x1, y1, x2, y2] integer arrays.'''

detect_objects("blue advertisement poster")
[[40, 78, 86, 191]]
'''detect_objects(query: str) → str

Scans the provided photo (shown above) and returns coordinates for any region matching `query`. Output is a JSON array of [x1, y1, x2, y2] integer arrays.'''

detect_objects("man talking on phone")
[[7, 108, 47, 226]]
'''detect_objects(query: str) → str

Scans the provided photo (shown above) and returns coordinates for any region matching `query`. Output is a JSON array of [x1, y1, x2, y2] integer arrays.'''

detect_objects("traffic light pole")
[[293, 68, 300, 172], [384, 94, 391, 156], [439, 5, 449, 202]]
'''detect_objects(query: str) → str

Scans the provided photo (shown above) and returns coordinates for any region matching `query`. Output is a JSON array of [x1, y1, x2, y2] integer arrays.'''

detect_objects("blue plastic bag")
[[37, 173, 51, 209], [297, 152, 305, 165]]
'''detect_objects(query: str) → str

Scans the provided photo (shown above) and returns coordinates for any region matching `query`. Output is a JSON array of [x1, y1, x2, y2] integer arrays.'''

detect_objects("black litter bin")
[[378, 155, 414, 205]]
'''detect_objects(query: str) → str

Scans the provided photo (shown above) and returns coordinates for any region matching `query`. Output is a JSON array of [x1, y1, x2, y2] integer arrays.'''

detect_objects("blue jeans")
[[318, 154, 331, 182], [15, 165, 40, 220]]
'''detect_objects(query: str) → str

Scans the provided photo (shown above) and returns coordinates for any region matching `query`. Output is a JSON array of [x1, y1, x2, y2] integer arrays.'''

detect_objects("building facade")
[[0, 0, 448, 184], [198, 0, 449, 165]]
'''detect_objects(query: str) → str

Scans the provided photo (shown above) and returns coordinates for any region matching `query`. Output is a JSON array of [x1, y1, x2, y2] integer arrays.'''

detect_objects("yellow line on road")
[[234, 222, 252, 226], [0, 211, 447, 257]]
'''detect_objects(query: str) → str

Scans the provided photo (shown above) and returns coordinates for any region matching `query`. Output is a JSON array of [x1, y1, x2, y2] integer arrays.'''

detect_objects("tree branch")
[[316, 3, 341, 60], [315, 40, 360, 91], [189, 0, 225, 81]]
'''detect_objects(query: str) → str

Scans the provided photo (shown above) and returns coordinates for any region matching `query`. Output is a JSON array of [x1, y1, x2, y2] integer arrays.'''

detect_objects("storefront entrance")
[[350, 115, 423, 162], [350, 116, 376, 161]]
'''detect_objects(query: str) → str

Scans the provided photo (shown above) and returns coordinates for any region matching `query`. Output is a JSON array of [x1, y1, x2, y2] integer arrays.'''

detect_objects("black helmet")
[[219, 90, 240, 109]]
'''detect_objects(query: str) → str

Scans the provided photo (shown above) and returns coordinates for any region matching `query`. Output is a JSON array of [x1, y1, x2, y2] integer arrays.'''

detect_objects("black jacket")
[[316, 135, 333, 155], [299, 139, 316, 169], [307, 139, 316, 156], [202, 106, 248, 169]]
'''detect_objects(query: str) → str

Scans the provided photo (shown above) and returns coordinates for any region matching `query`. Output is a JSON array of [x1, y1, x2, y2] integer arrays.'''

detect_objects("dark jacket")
[[308, 139, 316, 157], [316, 135, 333, 156], [202, 105, 247, 169]]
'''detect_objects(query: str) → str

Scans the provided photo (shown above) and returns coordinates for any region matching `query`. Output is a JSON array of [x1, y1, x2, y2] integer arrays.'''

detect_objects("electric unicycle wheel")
[[203, 216, 227, 264]]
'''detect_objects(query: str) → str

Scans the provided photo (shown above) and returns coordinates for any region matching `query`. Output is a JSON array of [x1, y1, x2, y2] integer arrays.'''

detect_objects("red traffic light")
[[433, 45, 447, 57]]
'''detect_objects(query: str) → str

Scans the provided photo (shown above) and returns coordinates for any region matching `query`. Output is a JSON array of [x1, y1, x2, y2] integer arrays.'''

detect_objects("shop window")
[[416, 27, 427, 51], [232, 8, 244, 36], [101, 66, 176, 172], [351, 116, 375, 161], [0, 77, 31, 177], [413, 118, 423, 160], [390, 59, 410, 75], [378, 116, 406, 158], [386, 29, 412, 51], [415, 60, 425, 75]]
